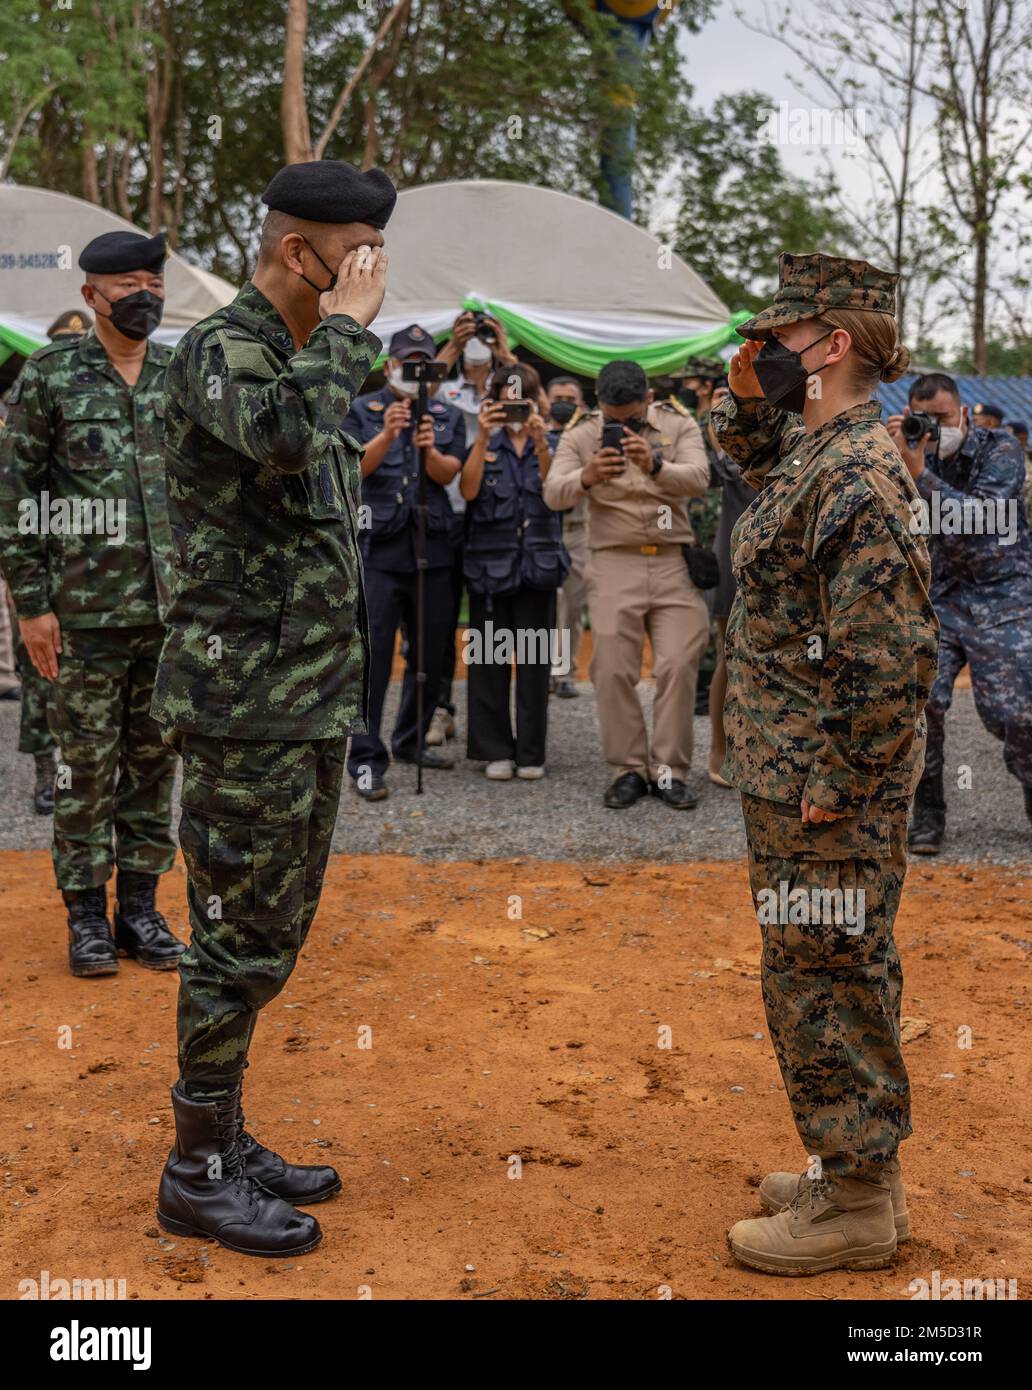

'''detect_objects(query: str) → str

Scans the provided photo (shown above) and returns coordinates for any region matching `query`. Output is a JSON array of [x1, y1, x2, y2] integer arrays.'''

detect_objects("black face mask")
[[93, 288, 164, 341], [549, 399, 578, 426], [620, 415, 648, 433], [752, 329, 834, 414], [299, 238, 338, 294], [679, 387, 700, 412]]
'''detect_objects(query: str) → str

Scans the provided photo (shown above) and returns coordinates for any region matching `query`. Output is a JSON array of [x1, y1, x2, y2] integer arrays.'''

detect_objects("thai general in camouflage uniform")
[[711, 254, 938, 1276], [0, 233, 182, 977], [152, 161, 395, 1260]]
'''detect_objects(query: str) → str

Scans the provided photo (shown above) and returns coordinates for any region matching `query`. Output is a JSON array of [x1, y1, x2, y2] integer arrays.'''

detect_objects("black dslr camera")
[[471, 310, 498, 345], [401, 359, 450, 385], [901, 411, 940, 446]]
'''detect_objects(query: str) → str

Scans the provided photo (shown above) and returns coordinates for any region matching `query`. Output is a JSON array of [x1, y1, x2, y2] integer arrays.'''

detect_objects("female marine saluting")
[[710, 253, 938, 1276]]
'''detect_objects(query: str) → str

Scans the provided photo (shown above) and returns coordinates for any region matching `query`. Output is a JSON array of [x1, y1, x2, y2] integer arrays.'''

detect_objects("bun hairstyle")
[[813, 309, 911, 390]]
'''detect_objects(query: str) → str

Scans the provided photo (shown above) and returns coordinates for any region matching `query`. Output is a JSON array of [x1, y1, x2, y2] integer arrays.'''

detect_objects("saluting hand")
[[728, 339, 764, 398], [319, 244, 388, 327]]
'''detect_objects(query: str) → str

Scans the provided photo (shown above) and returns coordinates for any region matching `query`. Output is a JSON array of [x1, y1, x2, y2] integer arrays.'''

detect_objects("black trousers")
[[436, 516, 465, 714], [347, 564, 454, 779], [466, 586, 555, 767]]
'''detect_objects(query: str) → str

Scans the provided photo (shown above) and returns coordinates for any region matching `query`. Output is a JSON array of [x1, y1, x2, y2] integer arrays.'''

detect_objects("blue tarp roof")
[[877, 375, 1032, 426]]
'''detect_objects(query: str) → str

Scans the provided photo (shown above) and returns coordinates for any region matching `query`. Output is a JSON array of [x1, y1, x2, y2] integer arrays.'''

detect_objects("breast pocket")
[[61, 397, 123, 470], [476, 473, 519, 523], [733, 520, 797, 650]]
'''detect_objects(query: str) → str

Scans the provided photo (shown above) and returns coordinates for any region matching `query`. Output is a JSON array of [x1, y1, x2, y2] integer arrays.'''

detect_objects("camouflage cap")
[[737, 252, 899, 340]]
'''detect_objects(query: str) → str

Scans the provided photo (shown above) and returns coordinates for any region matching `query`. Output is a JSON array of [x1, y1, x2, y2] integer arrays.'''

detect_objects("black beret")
[[79, 231, 167, 274], [261, 160, 397, 228]]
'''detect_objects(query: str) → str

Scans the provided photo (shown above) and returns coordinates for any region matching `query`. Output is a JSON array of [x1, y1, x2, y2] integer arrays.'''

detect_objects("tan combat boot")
[[759, 1158, 909, 1240], [728, 1174, 896, 1275]]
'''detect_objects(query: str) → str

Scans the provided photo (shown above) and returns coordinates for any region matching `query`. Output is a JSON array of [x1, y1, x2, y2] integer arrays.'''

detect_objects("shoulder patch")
[[215, 328, 278, 378], [572, 410, 599, 427], [484, 452, 497, 462], [366, 400, 385, 412]]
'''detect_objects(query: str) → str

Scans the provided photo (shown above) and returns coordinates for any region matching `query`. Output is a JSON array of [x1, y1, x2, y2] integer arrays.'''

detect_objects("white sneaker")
[[485, 760, 515, 780], [516, 765, 545, 780], [425, 707, 455, 747]]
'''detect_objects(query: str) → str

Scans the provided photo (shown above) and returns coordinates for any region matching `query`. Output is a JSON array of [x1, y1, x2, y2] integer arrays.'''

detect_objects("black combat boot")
[[907, 771, 946, 854], [32, 752, 55, 815], [114, 870, 185, 970], [157, 1087, 323, 1257], [238, 1099, 342, 1204], [64, 886, 119, 977]]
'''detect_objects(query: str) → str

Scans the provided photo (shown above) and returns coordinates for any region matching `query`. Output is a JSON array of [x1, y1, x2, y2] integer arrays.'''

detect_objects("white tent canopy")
[[370, 179, 742, 371], [0, 184, 236, 355]]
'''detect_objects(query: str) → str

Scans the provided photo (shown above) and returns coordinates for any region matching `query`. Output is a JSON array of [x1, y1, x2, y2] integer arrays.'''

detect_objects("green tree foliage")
[[670, 90, 854, 312]]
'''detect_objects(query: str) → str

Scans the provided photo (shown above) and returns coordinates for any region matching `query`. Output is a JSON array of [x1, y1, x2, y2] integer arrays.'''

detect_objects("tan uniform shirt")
[[543, 402, 710, 548]]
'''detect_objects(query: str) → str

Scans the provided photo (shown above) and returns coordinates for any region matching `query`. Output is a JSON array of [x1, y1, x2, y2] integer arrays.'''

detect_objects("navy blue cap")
[[388, 324, 435, 359], [79, 231, 166, 274], [1006, 420, 1029, 434], [972, 402, 1005, 420]]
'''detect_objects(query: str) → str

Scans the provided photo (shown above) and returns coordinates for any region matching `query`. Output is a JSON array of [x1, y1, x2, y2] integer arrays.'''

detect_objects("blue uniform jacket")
[[464, 427, 569, 596], [918, 425, 1032, 619], [345, 384, 468, 570]]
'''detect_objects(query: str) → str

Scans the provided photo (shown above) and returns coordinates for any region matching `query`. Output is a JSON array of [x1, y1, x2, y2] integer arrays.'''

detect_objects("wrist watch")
[[649, 448, 664, 478]]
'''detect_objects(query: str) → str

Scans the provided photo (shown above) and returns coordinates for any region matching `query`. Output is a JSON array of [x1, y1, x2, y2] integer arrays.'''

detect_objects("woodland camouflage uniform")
[[152, 281, 378, 1097], [711, 253, 939, 1183], [0, 331, 177, 889]]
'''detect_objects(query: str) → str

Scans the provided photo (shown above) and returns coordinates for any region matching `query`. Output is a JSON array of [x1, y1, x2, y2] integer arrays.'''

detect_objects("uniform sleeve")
[[0, 363, 53, 619], [180, 315, 380, 475], [543, 429, 589, 511], [803, 479, 938, 813], [442, 407, 470, 464], [916, 432, 1026, 562], [710, 391, 807, 489], [653, 413, 711, 498]]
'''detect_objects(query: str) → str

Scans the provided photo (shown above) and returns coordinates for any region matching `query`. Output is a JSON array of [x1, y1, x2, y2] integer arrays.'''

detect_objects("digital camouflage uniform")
[[915, 425, 1032, 790], [152, 281, 377, 1098], [0, 332, 177, 888], [711, 256, 939, 1181]]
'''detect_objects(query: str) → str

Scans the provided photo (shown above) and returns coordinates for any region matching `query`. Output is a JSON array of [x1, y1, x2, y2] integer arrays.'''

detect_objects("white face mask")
[[938, 413, 966, 459], [388, 364, 421, 398], [463, 337, 493, 367]]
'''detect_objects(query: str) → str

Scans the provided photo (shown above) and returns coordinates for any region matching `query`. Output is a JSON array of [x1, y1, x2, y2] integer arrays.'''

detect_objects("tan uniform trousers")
[[552, 517, 589, 677], [585, 546, 708, 782]]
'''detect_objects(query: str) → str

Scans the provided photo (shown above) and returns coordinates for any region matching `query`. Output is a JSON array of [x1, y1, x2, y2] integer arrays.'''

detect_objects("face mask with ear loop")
[[297, 237, 338, 294], [752, 328, 836, 414], [90, 286, 164, 341]]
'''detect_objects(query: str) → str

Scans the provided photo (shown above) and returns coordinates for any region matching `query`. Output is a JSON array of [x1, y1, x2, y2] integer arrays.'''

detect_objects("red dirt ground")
[[1, 850, 1028, 1301]]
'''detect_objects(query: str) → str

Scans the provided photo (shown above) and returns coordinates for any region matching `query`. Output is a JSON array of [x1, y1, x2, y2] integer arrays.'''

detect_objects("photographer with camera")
[[419, 309, 519, 753], [344, 324, 468, 799], [461, 362, 568, 780], [545, 376, 590, 698], [544, 359, 711, 810], [888, 372, 1032, 849]]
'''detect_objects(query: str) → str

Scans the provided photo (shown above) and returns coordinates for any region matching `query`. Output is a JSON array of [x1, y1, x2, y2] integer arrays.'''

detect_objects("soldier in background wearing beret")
[[710, 252, 939, 1275], [2, 310, 94, 815], [151, 159, 394, 1257], [0, 232, 183, 976]]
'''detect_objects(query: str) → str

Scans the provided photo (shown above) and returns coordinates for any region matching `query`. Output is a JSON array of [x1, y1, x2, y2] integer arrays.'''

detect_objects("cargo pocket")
[[61, 397, 123, 470], [179, 770, 311, 923], [743, 794, 892, 971], [53, 659, 114, 740]]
